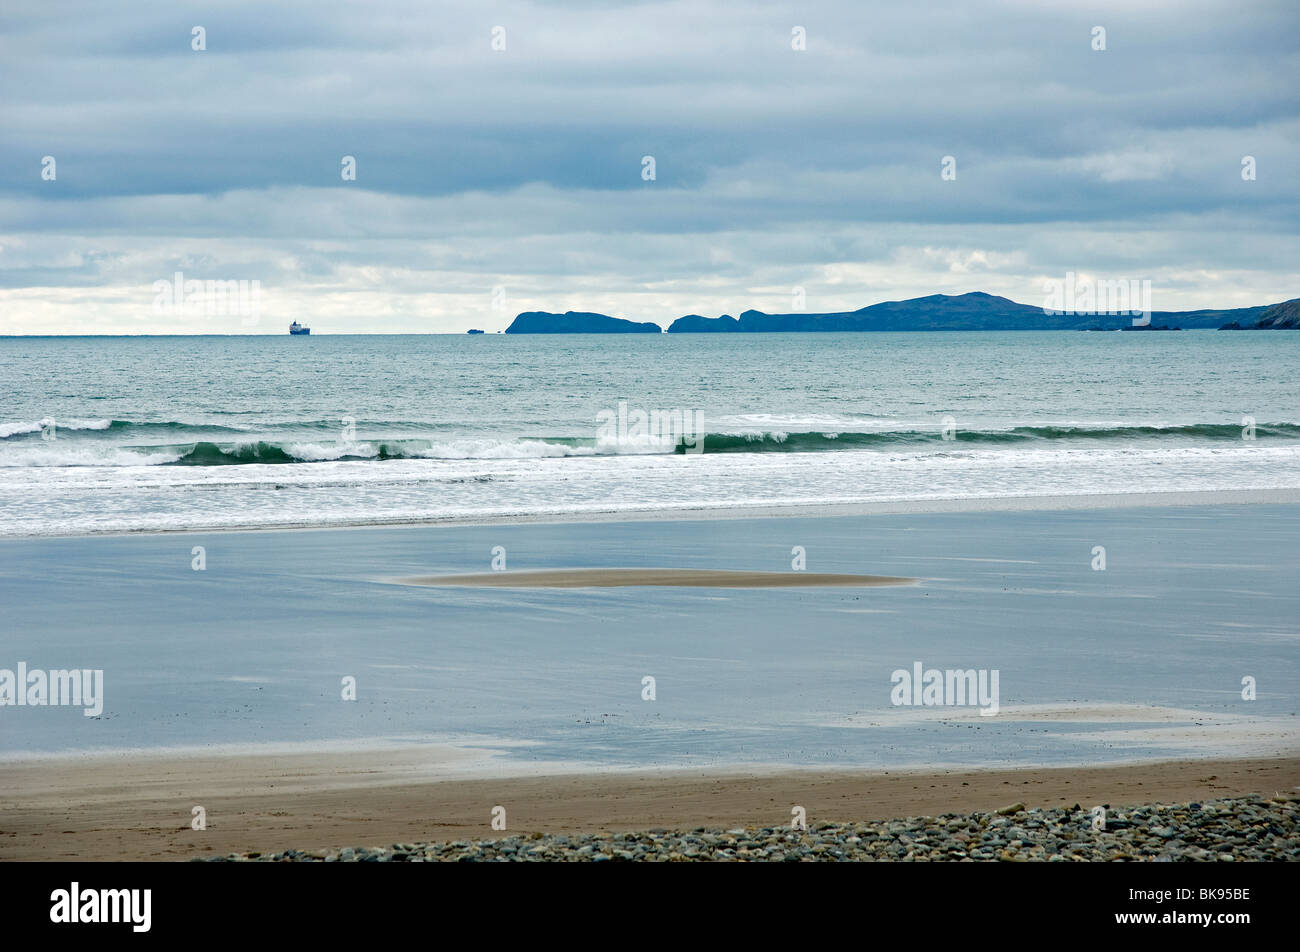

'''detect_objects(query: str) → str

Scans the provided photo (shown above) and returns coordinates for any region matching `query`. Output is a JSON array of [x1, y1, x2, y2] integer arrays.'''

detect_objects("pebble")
[[199, 794, 1297, 863]]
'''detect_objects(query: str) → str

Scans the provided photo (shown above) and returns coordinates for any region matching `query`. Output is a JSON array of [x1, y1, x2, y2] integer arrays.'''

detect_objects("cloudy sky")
[[2, 0, 1296, 334]]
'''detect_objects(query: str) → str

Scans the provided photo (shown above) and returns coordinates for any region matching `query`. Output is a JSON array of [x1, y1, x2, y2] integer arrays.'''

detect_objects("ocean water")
[[1, 331, 1298, 535]]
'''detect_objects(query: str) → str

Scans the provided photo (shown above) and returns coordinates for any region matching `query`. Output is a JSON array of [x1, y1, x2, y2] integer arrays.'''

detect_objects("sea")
[[2, 331, 1298, 766], [1, 331, 1298, 537]]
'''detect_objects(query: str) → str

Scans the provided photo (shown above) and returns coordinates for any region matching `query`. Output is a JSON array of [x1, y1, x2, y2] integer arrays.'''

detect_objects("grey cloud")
[[0, 0, 1296, 332]]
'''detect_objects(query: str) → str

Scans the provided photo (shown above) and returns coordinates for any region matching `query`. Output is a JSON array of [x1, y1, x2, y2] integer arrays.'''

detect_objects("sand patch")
[[821, 703, 1280, 727], [816, 704, 1300, 760], [393, 568, 917, 588]]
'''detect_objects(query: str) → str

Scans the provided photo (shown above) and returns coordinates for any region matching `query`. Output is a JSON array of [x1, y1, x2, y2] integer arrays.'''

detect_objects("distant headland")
[[505, 311, 661, 334], [1219, 298, 1300, 330], [501, 292, 1297, 333]]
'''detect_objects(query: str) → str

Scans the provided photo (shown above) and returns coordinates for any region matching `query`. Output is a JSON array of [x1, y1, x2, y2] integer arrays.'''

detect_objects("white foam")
[[3, 439, 1300, 535], [281, 441, 379, 461], [407, 439, 598, 460], [0, 421, 42, 439], [0, 444, 184, 467]]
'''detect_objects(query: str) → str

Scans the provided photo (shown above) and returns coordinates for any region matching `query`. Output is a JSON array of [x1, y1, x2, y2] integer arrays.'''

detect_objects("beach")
[[2, 492, 1298, 860], [2, 748, 1295, 861]]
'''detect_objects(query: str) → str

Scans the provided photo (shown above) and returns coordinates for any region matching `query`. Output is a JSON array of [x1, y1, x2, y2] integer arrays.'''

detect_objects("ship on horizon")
[[289, 321, 310, 335]]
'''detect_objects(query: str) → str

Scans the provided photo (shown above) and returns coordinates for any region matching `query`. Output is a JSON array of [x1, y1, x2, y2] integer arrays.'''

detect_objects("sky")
[[1, 0, 1297, 334]]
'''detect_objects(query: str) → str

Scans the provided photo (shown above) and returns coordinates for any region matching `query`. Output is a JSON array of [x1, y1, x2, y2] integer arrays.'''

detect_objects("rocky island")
[[505, 311, 662, 333]]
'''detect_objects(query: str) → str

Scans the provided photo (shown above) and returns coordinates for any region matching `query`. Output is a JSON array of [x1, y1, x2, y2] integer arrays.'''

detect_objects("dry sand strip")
[[1, 754, 1295, 861], [393, 568, 917, 588]]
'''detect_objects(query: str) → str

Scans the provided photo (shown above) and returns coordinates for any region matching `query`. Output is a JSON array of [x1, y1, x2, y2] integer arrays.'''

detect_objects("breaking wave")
[[2, 422, 1298, 467]]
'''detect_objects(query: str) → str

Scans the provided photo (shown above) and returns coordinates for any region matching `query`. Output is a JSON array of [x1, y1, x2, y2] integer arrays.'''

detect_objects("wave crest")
[[3, 421, 1297, 467]]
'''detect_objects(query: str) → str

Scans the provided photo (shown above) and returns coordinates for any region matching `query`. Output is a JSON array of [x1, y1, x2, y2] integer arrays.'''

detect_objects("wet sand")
[[2, 751, 1295, 861], [393, 568, 916, 588]]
